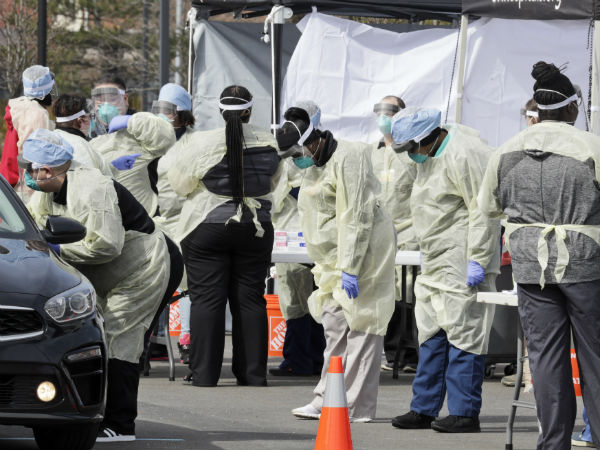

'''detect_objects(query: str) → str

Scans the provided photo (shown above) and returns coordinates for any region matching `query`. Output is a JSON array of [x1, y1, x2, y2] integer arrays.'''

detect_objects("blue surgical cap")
[[391, 108, 442, 144], [22, 65, 55, 100], [296, 100, 321, 127], [158, 83, 192, 111], [23, 129, 74, 167]]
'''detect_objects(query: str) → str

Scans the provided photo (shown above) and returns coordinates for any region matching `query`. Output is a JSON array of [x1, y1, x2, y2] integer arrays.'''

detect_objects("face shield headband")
[[535, 89, 579, 110], [284, 120, 314, 147], [219, 97, 254, 111], [373, 102, 400, 115], [55, 110, 87, 123]]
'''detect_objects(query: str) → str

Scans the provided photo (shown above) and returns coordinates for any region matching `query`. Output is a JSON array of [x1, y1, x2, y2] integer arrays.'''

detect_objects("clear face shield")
[[519, 108, 539, 129], [373, 102, 400, 137], [91, 87, 127, 130], [151, 100, 177, 123]]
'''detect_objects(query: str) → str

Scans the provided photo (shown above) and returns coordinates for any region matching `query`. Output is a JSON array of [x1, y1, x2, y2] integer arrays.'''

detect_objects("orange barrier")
[[265, 294, 286, 357], [571, 348, 582, 397], [314, 356, 353, 450]]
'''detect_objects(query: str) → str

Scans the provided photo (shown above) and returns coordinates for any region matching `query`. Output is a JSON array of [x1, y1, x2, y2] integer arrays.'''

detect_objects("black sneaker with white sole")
[[96, 426, 135, 442]]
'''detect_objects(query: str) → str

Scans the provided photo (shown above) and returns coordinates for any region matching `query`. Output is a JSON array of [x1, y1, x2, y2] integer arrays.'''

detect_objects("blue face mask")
[[293, 156, 315, 169], [24, 172, 42, 191], [409, 153, 428, 164], [97, 103, 120, 125], [377, 115, 392, 135]]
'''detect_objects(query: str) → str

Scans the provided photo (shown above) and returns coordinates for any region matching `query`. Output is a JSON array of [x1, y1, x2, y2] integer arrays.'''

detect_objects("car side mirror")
[[42, 216, 87, 244]]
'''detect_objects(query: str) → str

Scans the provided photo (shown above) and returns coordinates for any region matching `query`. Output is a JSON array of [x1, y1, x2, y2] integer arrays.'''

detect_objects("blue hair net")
[[158, 83, 192, 111], [391, 108, 442, 144], [22, 65, 55, 99], [23, 129, 74, 167]]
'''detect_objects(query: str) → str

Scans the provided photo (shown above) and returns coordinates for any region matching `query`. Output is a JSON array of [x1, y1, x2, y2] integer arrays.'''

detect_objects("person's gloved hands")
[[341, 272, 359, 299], [111, 153, 141, 170], [108, 114, 132, 133], [466, 260, 485, 287], [48, 243, 60, 256]]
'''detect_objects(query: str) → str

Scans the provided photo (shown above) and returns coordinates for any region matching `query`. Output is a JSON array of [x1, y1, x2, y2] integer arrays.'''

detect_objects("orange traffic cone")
[[314, 356, 353, 450]]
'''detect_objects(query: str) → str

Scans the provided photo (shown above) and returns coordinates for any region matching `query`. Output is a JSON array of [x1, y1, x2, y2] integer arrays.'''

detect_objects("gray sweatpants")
[[518, 281, 600, 450], [310, 305, 384, 419]]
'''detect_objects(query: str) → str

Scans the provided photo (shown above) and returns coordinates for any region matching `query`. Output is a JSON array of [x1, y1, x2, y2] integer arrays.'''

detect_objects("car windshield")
[[0, 180, 37, 239]]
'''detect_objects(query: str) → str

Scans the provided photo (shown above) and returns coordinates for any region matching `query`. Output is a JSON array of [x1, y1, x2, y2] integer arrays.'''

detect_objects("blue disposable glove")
[[466, 260, 485, 287], [108, 114, 132, 133], [48, 243, 60, 256], [111, 153, 141, 170], [341, 272, 359, 299]]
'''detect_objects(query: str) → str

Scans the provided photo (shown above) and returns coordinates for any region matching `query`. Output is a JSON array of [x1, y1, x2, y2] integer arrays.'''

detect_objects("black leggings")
[[182, 221, 274, 386]]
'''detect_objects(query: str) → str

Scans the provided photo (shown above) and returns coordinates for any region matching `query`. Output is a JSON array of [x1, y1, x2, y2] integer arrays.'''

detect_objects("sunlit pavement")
[[0, 337, 584, 450]]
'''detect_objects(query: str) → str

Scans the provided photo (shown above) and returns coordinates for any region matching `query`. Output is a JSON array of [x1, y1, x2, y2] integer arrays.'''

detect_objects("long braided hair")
[[219, 85, 253, 207]]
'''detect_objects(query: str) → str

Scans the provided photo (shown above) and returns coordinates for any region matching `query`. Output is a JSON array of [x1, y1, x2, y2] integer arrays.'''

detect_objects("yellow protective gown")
[[370, 142, 418, 300], [168, 123, 281, 242], [411, 124, 500, 355], [9, 96, 53, 152], [271, 159, 313, 320], [28, 166, 170, 363], [90, 112, 176, 216], [154, 134, 188, 290], [54, 128, 113, 176], [297, 140, 396, 336]]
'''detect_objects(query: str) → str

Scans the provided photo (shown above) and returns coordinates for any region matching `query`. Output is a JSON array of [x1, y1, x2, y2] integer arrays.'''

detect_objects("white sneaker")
[[350, 417, 373, 423], [292, 404, 321, 419], [96, 426, 136, 442]]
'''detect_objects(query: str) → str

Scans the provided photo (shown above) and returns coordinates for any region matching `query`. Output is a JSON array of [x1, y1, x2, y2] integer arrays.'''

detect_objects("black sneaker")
[[431, 415, 481, 433], [391, 411, 435, 429], [96, 426, 135, 442]]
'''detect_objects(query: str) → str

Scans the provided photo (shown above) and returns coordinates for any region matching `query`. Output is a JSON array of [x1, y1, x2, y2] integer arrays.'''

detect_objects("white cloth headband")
[[535, 89, 579, 110], [219, 97, 254, 111], [55, 110, 87, 123]]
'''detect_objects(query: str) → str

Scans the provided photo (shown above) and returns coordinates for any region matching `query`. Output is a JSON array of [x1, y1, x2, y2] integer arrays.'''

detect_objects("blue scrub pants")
[[581, 408, 593, 443], [410, 330, 486, 418]]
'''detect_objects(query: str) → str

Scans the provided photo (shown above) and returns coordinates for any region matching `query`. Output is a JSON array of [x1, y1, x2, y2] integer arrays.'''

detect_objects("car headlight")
[[44, 283, 96, 323]]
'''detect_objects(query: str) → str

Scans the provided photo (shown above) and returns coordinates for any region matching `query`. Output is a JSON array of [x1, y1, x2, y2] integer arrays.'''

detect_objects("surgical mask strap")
[[426, 135, 441, 157]]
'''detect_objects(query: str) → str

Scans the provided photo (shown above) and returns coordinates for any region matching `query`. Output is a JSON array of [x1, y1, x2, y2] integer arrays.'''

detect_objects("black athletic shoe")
[[96, 426, 135, 442], [431, 415, 481, 433], [391, 411, 435, 429]]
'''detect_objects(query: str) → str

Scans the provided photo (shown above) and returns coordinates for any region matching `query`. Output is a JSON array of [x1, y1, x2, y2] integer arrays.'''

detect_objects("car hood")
[[0, 238, 81, 298]]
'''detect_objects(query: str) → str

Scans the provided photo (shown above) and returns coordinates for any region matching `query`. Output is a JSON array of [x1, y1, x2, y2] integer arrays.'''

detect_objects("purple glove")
[[111, 153, 141, 170], [341, 272, 359, 299], [466, 260, 485, 287], [108, 114, 132, 133], [48, 243, 60, 256]]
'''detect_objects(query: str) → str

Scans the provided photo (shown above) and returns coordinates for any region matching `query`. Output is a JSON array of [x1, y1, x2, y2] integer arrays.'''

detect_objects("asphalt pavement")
[[0, 336, 586, 450]]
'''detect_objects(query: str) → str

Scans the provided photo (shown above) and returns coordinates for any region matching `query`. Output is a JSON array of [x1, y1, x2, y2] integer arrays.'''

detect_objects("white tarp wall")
[[282, 11, 592, 147], [462, 18, 591, 146]]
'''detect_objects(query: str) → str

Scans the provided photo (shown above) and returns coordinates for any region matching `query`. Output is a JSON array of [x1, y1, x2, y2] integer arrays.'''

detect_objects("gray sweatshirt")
[[478, 121, 600, 285]]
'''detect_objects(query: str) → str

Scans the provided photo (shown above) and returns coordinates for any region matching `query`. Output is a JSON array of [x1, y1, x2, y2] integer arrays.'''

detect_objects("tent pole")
[[591, 20, 600, 134], [270, 6, 286, 136], [454, 14, 469, 124], [187, 8, 198, 94]]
